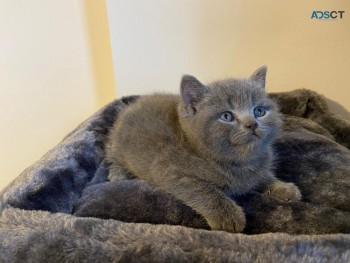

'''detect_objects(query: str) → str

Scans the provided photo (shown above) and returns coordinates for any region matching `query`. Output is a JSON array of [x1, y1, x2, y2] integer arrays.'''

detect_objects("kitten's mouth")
[[248, 134, 259, 143], [230, 132, 260, 146], [245, 131, 262, 144], [252, 130, 260, 139]]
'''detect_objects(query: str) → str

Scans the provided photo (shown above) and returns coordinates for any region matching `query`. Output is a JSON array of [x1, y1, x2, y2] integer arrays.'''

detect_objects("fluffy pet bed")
[[1, 89, 350, 262]]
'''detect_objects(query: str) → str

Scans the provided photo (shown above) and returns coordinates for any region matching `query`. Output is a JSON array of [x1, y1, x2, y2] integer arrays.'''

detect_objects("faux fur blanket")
[[1, 89, 350, 262]]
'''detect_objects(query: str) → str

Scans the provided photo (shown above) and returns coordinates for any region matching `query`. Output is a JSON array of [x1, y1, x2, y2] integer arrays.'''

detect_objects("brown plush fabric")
[[1, 89, 350, 262]]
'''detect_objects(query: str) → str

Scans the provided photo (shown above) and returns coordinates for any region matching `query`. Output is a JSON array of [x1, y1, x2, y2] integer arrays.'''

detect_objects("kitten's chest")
[[221, 164, 268, 195]]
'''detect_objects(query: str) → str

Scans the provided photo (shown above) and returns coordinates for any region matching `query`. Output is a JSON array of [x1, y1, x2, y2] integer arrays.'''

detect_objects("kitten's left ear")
[[180, 75, 208, 116], [250, 65, 267, 89]]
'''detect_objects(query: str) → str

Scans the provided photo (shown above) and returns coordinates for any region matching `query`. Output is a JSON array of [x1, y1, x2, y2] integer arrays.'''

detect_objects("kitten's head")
[[179, 66, 281, 163]]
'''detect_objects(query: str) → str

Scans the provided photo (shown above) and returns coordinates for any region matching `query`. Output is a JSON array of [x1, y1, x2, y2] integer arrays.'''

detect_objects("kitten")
[[106, 66, 301, 232]]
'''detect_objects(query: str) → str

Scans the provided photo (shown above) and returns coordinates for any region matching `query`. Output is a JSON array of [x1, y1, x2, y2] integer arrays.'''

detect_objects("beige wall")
[[0, 0, 115, 190], [107, 0, 350, 117]]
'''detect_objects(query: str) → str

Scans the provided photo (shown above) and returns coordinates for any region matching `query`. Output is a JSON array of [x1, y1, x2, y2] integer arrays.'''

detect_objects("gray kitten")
[[106, 66, 301, 232]]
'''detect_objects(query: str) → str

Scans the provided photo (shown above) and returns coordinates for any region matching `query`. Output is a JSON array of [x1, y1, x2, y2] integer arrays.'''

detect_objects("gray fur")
[[106, 68, 301, 232]]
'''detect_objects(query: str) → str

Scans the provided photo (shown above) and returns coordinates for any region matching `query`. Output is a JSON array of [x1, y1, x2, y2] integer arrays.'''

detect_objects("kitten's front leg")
[[192, 184, 246, 233], [262, 178, 302, 202], [150, 166, 246, 232], [205, 198, 246, 233]]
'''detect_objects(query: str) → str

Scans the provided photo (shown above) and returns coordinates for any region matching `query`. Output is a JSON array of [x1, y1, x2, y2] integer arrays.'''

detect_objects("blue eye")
[[254, 106, 266, 118], [219, 111, 234, 122]]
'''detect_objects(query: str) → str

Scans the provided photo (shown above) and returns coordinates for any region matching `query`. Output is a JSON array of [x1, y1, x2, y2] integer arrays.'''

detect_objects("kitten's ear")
[[250, 66, 267, 89], [180, 75, 208, 115]]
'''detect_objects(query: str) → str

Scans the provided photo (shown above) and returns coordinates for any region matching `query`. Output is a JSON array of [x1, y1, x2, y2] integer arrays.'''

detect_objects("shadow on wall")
[[326, 98, 350, 122], [83, 0, 116, 107]]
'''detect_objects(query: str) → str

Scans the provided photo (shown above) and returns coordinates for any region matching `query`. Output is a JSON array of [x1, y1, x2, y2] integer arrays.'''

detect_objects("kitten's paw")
[[264, 181, 302, 202], [206, 204, 246, 233]]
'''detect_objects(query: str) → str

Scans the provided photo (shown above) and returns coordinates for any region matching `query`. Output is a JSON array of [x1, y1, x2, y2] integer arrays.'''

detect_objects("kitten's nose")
[[242, 119, 258, 131]]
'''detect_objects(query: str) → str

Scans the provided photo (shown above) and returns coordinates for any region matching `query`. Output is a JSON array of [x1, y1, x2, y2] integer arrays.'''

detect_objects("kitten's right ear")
[[180, 75, 208, 116], [250, 65, 267, 89]]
